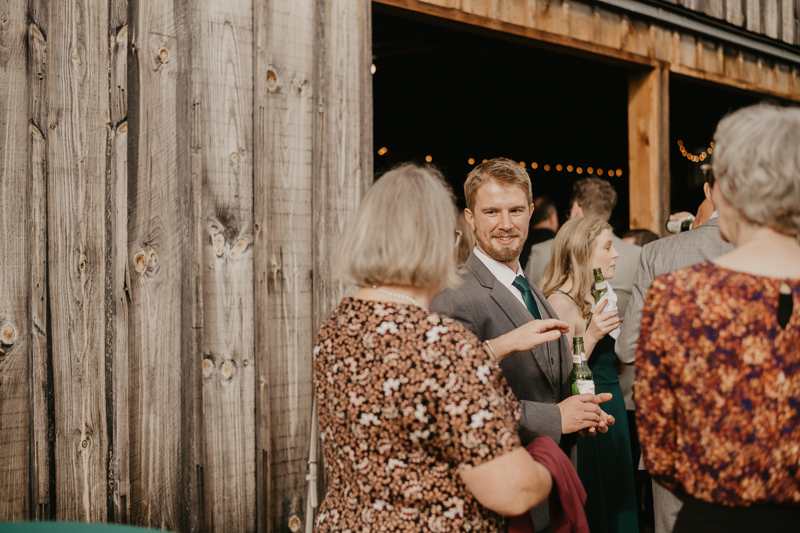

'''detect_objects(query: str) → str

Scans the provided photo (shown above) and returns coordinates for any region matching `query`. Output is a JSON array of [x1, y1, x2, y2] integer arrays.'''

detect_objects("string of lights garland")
[[377, 147, 624, 177], [677, 140, 713, 163]]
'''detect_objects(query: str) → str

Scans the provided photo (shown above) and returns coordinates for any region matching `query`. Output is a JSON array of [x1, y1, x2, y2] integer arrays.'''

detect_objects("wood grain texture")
[[194, 0, 256, 530], [313, 0, 373, 331], [0, 0, 32, 521], [126, 0, 185, 529], [27, 0, 51, 521], [106, 1, 129, 523], [628, 66, 670, 235], [254, 1, 316, 530], [47, 0, 110, 522]]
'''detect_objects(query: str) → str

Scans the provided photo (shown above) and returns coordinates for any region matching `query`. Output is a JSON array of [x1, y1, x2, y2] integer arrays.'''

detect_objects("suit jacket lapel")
[[465, 253, 555, 382]]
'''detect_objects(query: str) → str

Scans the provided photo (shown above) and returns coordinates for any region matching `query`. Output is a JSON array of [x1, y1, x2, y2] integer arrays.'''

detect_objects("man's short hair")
[[570, 177, 617, 222], [464, 158, 533, 211], [530, 196, 557, 226]]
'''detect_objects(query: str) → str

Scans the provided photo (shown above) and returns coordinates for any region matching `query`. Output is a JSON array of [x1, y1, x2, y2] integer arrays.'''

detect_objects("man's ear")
[[464, 208, 476, 232], [570, 202, 584, 219], [529, 204, 535, 221], [703, 182, 713, 205]]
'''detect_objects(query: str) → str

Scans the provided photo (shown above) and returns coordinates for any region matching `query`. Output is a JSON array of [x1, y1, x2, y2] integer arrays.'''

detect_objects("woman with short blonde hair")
[[313, 163, 567, 533]]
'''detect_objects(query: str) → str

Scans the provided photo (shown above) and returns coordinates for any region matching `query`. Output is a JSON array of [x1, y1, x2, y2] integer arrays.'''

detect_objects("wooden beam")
[[194, 0, 257, 530], [253, 0, 316, 531], [106, 0, 129, 524], [27, 0, 51, 521], [48, 0, 110, 521], [0, 0, 32, 521], [628, 65, 670, 235], [127, 0, 190, 528]]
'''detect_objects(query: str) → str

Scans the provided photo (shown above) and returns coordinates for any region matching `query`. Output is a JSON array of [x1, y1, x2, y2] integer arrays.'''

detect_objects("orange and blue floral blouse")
[[636, 261, 800, 507]]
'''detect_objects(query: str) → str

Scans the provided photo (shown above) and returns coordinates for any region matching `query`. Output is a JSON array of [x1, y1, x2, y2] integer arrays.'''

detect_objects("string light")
[[567, 165, 573, 172], [371, 64, 377, 75], [378, 147, 388, 156], [616, 169, 622, 177], [532, 162, 538, 169], [544, 164, 551, 171], [425, 155, 432, 163], [519, 161, 526, 168], [468, 158, 475, 165], [677, 140, 714, 163], [482, 159, 488, 163], [576, 167, 583, 174], [597, 169, 603, 176], [587, 167, 594, 174], [556, 164, 563, 171]]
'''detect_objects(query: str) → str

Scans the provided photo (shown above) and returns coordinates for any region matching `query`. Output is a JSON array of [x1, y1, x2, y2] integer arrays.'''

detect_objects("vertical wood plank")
[[27, 0, 52, 521], [0, 0, 31, 520], [764, 0, 779, 38], [725, 0, 744, 25], [781, 0, 795, 43], [746, 0, 761, 32], [47, 0, 110, 522], [126, 0, 187, 529], [314, 0, 373, 332], [253, 1, 316, 531], [106, 0, 129, 523], [628, 66, 670, 235], [195, 0, 256, 530]]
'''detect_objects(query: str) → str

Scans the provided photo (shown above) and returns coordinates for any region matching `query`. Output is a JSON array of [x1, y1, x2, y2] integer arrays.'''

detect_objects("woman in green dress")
[[540, 217, 639, 533]]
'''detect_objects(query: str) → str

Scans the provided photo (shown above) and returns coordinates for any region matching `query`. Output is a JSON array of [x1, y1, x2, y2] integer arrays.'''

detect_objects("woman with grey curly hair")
[[635, 103, 800, 533]]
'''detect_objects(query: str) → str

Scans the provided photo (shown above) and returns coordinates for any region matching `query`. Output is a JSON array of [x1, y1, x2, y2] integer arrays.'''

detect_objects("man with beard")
[[431, 158, 612, 533]]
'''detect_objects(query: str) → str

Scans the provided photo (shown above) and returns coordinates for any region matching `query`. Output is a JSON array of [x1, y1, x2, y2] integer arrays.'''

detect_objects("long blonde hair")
[[540, 218, 612, 319]]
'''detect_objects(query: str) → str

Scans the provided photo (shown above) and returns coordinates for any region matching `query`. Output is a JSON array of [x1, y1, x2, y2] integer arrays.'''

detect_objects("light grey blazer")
[[431, 251, 573, 450], [525, 235, 642, 318], [616, 217, 734, 364]]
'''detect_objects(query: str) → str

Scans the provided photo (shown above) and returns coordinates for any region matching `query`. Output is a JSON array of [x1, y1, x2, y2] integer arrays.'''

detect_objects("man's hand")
[[557, 393, 612, 434]]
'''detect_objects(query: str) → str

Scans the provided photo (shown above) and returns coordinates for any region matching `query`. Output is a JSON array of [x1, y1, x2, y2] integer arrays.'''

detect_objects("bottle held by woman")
[[540, 217, 638, 533]]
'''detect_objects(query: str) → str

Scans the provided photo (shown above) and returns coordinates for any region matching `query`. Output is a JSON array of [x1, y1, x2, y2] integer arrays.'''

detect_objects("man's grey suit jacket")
[[616, 218, 734, 364], [430, 251, 573, 452]]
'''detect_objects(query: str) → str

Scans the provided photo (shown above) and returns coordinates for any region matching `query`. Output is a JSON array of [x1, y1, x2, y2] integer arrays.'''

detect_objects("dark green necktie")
[[512, 275, 542, 320]]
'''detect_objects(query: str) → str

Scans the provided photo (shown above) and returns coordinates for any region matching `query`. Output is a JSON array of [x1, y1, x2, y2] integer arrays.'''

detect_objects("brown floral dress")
[[313, 298, 522, 532], [636, 262, 800, 507]]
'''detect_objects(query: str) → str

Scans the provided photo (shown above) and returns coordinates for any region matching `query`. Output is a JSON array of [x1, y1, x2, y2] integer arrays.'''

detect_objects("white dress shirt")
[[473, 246, 542, 316]]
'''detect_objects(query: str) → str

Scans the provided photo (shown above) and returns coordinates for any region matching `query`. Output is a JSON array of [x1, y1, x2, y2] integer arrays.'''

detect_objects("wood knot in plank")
[[116, 25, 128, 43], [29, 23, 45, 42], [220, 359, 236, 382], [133, 252, 147, 273], [1, 324, 16, 345], [229, 239, 247, 260], [288, 515, 301, 532], [50, 122, 57, 131], [29, 123, 44, 141], [159, 46, 169, 63], [117, 121, 128, 134], [267, 69, 278, 88], [202, 358, 215, 378]]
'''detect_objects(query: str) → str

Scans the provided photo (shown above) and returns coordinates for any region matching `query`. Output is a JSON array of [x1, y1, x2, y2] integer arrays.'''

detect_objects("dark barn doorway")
[[372, 6, 632, 233], [668, 78, 760, 216]]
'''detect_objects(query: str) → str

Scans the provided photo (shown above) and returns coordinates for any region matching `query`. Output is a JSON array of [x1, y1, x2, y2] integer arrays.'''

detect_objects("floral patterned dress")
[[636, 262, 800, 506], [313, 298, 522, 533]]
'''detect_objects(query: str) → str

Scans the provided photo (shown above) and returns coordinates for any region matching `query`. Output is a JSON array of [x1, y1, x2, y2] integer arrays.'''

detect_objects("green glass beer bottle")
[[593, 267, 608, 304], [570, 337, 595, 395]]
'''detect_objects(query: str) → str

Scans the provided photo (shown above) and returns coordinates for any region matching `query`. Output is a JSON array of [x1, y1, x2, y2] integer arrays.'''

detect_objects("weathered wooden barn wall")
[[0, 0, 371, 531], [375, 0, 800, 234]]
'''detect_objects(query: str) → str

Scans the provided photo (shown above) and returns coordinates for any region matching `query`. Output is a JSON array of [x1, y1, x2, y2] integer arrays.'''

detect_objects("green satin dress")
[[577, 334, 639, 533]]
